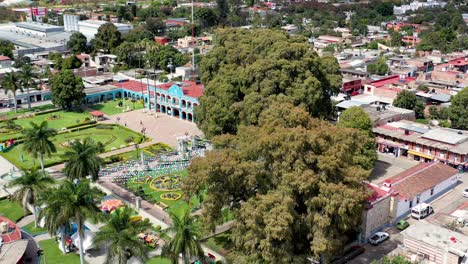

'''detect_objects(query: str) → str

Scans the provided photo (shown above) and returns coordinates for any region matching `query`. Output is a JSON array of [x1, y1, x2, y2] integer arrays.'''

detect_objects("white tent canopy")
[[71, 230, 95, 253]]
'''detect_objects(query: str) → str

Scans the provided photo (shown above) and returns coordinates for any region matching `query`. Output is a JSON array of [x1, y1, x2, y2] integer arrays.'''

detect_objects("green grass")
[[22, 221, 47, 236], [204, 232, 233, 256], [0, 104, 57, 119], [127, 170, 201, 219], [90, 99, 145, 116], [105, 143, 173, 163], [0, 110, 91, 141], [39, 238, 82, 264], [0, 198, 26, 222], [0, 125, 144, 170], [146, 257, 172, 264], [415, 118, 429, 124]]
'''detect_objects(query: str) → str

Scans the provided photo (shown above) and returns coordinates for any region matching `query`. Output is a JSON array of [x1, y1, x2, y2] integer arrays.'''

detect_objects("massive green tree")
[[183, 103, 375, 262], [67, 32, 88, 54], [448, 88, 468, 130], [39, 180, 102, 264], [145, 17, 166, 36], [145, 43, 187, 70], [2, 72, 23, 113], [195, 28, 341, 138], [22, 121, 57, 174], [50, 69, 85, 110], [393, 90, 425, 118], [8, 170, 55, 227], [125, 27, 154, 42], [62, 137, 104, 181], [93, 206, 152, 264], [93, 23, 122, 53], [162, 210, 204, 264]]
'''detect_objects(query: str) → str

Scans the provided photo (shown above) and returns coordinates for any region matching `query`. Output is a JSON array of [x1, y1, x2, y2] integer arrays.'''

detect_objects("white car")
[[463, 189, 468, 198], [368, 232, 389, 245]]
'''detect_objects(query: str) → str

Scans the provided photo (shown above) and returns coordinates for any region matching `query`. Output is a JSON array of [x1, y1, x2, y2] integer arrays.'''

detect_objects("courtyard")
[[89, 98, 145, 116]]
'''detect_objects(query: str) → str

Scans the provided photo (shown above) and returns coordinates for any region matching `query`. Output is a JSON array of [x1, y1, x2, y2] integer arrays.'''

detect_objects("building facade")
[[78, 20, 133, 40], [374, 120, 468, 169]]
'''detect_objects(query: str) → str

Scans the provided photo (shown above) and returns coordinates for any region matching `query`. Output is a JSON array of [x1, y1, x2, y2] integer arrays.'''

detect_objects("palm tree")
[[93, 206, 152, 264], [20, 64, 37, 110], [8, 170, 54, 227], [39, 180, 102, 264], [22, 121, 57, 175], [162, 210, 204, 264], [2, 72, 23, 113], [62, 137, 104, 181]]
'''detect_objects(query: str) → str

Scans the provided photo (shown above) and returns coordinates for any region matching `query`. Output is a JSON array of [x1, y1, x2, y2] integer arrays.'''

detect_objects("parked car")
[[463, 188, 468, 198], [331, 246, 365, 264], [396, 220, 410, 230], [368, 232, 389, 245]]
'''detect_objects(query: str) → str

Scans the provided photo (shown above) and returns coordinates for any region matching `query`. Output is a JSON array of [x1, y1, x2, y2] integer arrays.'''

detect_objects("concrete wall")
[[362, 195, 392, 239], [403, 236, 444, 263]]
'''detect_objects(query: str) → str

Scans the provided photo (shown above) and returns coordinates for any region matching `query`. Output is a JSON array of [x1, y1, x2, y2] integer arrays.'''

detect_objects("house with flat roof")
[[373, 120, 468, 169], [401, 220, 468, 264]]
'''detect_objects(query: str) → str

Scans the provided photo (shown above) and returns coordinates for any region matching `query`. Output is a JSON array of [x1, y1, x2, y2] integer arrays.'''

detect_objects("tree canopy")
[[50, 70, 85, 110], [393, 90, 425, 118], [0, 40, 14, 58], [195, 28, 342, 138], [183, 103, 375, 262], [367, 57, 389, 76], [338, 106, 373, 136], [448, 88, 468, 130], [67, 32, 88, 54], [93, 23, 122, 53]]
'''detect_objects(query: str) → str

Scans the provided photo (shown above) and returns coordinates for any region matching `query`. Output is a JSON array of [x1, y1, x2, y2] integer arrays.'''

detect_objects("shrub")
[[124, 136, 134, 143], [96, 125, 114, 130], [83, 117, 91, 122]]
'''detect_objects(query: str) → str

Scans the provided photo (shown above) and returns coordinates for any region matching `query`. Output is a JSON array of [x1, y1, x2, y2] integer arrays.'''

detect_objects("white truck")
[[411, 203, 434, 219]]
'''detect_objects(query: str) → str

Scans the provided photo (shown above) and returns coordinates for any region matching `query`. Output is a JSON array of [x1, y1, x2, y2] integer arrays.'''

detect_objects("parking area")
[[348, 228, 403, 264]]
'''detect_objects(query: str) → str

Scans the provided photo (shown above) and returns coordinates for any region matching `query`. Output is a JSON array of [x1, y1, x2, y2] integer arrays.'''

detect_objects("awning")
[[408, 150, 434, 160], [377, 139, 406, 149]]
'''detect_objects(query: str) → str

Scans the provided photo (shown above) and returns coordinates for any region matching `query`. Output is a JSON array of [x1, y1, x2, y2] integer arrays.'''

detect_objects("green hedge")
[[66, 120, 97, 130]]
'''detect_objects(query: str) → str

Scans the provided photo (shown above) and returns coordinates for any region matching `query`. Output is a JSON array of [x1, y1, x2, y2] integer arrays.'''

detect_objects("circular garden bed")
[[160, 192, 182, 201]]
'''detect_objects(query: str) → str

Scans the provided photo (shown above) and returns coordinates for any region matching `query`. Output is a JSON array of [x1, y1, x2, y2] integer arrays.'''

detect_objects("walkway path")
[[17, 214, 35, 228]]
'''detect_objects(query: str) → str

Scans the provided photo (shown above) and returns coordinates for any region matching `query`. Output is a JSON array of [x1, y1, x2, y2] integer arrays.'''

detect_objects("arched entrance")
[[187, 113, 193, 122], [182, 112, 187, 120], [161, 105, 166, 113], [173, 108, 180, 118]]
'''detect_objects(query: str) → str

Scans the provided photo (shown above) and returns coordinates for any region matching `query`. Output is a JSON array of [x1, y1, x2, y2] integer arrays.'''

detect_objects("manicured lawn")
[[0, 198, 26, 222], [0, 104, 56, 119], [0, 110, 91, 141], [90, 99, 145, 116], [0, 125, 144, 170], [127, 170, 201, 219], [22, 221, 48, 236], [146, 257, 172, 264], [105, 143, 173, 163], [39, 238, 82, 264]]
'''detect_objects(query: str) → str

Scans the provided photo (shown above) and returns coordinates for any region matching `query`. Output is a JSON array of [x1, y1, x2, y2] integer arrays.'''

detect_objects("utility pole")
[[191, 0, 195, 72]]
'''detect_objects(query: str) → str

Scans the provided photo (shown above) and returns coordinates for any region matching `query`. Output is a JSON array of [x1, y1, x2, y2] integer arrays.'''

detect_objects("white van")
[[411, 203, 434, 219]]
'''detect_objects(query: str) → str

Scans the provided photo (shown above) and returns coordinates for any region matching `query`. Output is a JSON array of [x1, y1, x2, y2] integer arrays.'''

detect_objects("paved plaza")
[[103, 109, 204, 147]]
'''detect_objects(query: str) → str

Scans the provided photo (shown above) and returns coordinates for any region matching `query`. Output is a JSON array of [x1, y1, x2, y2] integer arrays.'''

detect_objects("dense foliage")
[[67, 32, 88, 54], [50, 70, 86, 110], [93, 23, 123, 53], [448, 88, 468, 130], [184, 103, 375, 262], [196, 28, 341, 137], [393, 90, 425, 119]]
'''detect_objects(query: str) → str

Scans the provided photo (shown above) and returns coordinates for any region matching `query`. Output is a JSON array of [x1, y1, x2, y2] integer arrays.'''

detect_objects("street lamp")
[[167, 58, 174, 80]]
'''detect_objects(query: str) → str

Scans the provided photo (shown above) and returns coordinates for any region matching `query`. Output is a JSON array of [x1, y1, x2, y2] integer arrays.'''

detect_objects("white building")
[[379, 162, 459, 220], [15, 21, 64, 38], [63, 14, 80, 32], [78, 20, 133, 40], [393, 1, 447, 15]]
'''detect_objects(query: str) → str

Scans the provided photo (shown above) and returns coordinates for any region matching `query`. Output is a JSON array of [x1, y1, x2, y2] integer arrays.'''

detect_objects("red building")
[[342, 77, 362, 95], [154, 36, 169, 46], [402, 35, 420, 47], [373, 120, 468, 170]]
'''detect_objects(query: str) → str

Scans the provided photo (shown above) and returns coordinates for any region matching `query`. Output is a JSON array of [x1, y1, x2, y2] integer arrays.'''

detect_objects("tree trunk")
[[40, 152, 45, 175], [26, 87, 31, 110], [13, 94, 17, 113], [78, 224, 86, 264], [33, 205, 38, 228]]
